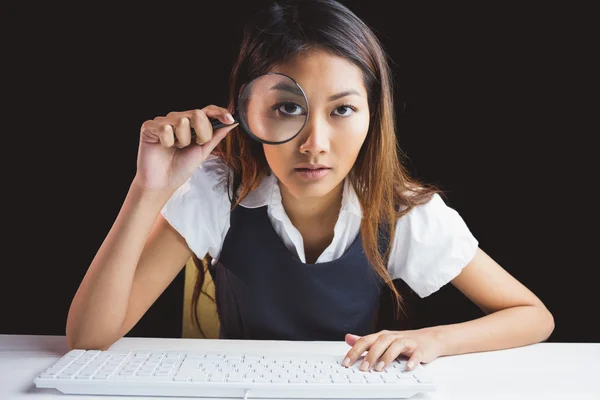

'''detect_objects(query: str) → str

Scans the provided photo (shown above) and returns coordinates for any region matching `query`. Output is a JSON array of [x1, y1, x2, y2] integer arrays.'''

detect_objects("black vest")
[[208, 205, 390, 341]]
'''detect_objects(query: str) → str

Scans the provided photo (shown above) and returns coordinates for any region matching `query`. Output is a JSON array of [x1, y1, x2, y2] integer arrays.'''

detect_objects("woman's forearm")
[[66, 180, 173, 349], [428, 305, 555, 357]]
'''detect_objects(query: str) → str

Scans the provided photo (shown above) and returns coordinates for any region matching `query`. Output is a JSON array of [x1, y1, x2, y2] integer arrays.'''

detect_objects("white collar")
[[239, 173, 363, 220]]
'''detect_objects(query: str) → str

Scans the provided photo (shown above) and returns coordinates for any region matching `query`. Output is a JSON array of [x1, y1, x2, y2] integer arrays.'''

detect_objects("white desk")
[[0, 334, 598, 400]]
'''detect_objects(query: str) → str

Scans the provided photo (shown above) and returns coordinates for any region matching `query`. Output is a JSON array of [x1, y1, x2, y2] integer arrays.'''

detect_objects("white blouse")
[[161, 155, 479, 298]]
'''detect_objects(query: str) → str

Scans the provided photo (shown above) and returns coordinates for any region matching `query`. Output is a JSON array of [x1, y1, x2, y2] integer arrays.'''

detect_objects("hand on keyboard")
[[343, 329, 444, 373]]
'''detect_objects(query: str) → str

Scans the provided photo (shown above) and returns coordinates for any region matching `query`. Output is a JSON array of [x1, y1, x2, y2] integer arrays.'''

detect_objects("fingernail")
[[225, 114, 235, 123], [375, 361, 385, 371], [360, 360, 369, 371], [406, 361, 414, 369], [343, 358, 350, 367]]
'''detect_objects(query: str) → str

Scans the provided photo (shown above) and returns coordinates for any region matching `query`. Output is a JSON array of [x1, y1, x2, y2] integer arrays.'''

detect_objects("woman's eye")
[[276, 102, 305, 116], [332, 105, 356, 117]]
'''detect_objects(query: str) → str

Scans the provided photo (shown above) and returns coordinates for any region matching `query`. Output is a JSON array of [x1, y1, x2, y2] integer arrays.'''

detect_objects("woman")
[[66, 0, 554, 373]]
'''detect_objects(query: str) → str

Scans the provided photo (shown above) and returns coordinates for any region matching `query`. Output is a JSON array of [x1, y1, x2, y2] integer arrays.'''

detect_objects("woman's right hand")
[[134, 105, 238, 193]]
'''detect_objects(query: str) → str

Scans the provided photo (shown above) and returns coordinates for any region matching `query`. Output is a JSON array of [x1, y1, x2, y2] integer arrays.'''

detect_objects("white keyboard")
[[34, 348, 436, 398]]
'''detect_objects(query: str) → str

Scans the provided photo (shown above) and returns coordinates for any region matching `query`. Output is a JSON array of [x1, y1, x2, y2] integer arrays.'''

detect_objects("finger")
[[199, 122, 238, 154], [193, 106, 235, 139], [201, 104, 236, 125], [342, 332, 381, 368], [344, 333, 361, 347], [375, 338, 409, 372], [360, 334, 396, 372], [146, 117, 176, 148], [173, 117, 192, 148], [192, 108, 236, 145], [158, 122, 175, 148], [186, 109, 212, 145], [405, 348, 424, 371], [140, 120, 161, 144]]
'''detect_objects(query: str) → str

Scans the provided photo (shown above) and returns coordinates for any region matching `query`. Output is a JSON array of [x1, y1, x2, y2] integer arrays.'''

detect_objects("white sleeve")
[[160, 155, 231, 262], [387, 193, 479, 298]]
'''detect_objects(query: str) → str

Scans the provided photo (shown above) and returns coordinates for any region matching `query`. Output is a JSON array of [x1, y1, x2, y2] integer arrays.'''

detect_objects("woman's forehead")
[[268, 49, 368, 100]]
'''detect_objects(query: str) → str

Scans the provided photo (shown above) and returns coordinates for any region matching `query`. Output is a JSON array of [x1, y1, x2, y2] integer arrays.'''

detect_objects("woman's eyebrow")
[[327, 89, 362, 102], [269, 83, 304, 97]]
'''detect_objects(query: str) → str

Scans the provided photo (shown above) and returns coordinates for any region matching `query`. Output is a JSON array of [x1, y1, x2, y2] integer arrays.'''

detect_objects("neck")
[[280, 181, 344, 228]]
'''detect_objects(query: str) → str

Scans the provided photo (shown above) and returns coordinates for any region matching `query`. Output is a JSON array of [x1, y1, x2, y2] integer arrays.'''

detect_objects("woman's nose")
[[298, 116, 331, 155]]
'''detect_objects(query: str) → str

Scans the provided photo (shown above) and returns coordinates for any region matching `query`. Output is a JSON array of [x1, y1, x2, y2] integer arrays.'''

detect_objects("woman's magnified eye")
[[275, 102, 306, 116]]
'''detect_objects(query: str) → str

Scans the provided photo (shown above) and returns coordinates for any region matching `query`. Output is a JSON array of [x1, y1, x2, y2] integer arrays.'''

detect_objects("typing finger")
[[405, 347, 424, 371], [374, 338, 409, 372], [342, 333, 379, 368], [360, 334, 396, 372]]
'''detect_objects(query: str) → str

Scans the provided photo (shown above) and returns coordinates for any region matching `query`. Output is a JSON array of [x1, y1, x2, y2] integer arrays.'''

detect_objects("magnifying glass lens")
[[238, 73, 308, 144], [195, 73, 308, 145]]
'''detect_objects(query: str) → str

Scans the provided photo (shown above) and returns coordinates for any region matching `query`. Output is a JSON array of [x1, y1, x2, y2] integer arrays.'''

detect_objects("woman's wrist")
[[129, 177, 175, 206], [418, 325, 452, 357]]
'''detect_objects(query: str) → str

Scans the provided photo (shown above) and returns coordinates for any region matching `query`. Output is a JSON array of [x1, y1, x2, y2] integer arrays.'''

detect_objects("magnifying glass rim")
[[237, 71, 310, 145]]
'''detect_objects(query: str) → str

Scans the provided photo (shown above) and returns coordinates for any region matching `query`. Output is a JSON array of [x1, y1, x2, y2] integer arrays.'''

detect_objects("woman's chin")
[[283, 173, 341, 199]]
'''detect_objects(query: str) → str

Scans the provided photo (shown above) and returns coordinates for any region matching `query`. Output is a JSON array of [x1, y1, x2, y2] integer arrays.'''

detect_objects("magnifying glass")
[[191, 72, 309, 145]]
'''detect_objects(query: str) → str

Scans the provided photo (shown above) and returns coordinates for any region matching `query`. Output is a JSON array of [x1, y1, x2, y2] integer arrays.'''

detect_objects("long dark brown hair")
[[191, 0, 443, 337]]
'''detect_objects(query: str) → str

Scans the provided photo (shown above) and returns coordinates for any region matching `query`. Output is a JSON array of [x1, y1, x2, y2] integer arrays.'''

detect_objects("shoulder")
[[388, 193, 479, 297], [402, 192, 454, 224], [398, 192, 475, 246]]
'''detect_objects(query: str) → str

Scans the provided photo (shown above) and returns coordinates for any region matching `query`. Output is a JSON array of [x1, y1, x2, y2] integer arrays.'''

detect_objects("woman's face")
[[262, 49, 370, 200]]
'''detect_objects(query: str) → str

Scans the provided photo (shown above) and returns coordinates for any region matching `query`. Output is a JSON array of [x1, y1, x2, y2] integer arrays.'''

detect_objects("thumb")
[[179, 123, 236, 164], [345, 333, 361, 346]]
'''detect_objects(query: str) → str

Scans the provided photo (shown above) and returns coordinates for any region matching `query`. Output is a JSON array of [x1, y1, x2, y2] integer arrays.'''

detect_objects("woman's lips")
[[294, 167, 331, 180]]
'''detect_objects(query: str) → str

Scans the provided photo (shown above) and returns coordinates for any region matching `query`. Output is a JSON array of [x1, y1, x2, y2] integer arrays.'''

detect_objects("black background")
[[2, 2, 597, 342]]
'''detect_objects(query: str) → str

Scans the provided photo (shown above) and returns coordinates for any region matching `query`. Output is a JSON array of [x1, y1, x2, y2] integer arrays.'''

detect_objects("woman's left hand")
[[342, 329, 445, 372]]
